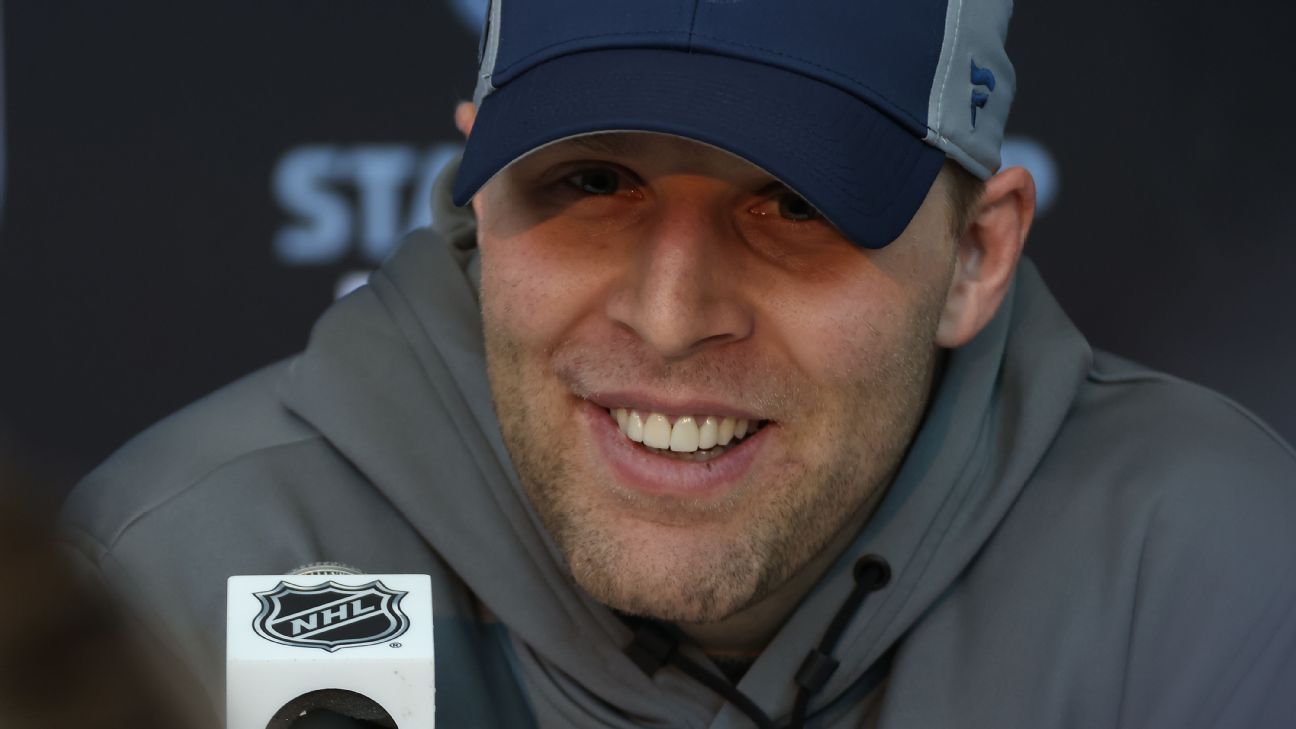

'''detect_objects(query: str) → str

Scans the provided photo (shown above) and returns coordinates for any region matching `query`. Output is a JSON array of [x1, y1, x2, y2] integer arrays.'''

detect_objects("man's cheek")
[[777, 321, 872, 387], [481, 260, 539, 335], [487, 262, 576, 335]]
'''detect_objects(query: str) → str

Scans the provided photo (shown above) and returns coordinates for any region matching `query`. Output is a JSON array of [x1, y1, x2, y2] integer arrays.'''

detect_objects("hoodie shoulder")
[[61, 361, 322, 556], [1068, 351, 1296, 728], [56, 358, 488, 705], [1064, 349, 1296, 550], [1082, 349, 1296, 488], [909, 347, 1296, 729]]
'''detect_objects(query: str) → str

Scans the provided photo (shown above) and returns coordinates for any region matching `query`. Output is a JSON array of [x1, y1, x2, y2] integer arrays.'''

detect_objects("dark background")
[[2, 0, 1293, 513]]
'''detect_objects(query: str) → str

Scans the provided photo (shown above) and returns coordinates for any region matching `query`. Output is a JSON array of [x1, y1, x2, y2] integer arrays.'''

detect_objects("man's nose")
[[604, 203, 755, 360]]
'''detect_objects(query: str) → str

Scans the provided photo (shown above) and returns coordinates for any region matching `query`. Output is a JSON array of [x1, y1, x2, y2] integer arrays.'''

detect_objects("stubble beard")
[[483, 301, 944, 624]]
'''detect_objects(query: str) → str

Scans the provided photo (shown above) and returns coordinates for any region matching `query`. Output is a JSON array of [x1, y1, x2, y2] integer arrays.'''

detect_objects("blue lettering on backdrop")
[[273, 143, 462, 267], [273, 147, 352, 265], [1000, 135, 1059, 216], [450, 0, 489, 33]]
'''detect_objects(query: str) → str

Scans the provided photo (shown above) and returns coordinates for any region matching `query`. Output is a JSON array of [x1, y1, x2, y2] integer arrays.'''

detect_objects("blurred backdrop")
[[1, 0, 1294, 512]]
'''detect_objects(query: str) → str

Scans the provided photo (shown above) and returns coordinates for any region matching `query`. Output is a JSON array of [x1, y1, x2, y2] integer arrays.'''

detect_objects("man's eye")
[[566, 168, 622, 195], [777, 192, 821, 222]]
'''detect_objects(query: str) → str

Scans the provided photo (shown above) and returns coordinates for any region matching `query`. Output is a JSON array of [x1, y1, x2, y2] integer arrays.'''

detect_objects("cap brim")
[[454, 48, 944, 249]]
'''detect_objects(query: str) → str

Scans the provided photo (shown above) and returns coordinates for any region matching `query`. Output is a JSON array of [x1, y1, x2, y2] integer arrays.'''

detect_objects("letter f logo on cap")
[[970, 59, 996, 129]]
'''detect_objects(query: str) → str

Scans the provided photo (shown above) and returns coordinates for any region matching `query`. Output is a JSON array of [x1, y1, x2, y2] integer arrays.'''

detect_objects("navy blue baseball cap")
[[453, 0, 1015, 249]]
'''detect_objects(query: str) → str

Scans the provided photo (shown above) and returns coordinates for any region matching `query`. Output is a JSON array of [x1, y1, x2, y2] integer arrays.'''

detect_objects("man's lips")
[[577, 399, 774, 498]]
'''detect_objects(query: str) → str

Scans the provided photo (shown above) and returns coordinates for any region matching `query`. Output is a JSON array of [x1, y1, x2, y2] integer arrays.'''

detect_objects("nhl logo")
[[252, 580, 410, 652]]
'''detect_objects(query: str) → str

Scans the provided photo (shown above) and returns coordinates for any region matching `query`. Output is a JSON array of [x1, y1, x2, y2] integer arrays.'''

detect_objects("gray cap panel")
[[923, 0, 1016, 178], [473, 0, 504, 107]]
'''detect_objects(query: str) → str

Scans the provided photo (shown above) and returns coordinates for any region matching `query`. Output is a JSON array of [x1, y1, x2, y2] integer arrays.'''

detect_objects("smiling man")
[[62, 1, 1296, 728], [476, 131, 965, 619]]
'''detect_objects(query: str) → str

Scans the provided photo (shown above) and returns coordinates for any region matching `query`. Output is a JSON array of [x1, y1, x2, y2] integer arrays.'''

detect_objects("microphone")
[[226, 571, 435, 728]]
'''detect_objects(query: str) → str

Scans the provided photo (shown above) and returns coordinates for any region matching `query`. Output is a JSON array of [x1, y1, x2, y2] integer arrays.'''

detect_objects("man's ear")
[[935, 166, 1036, 348], [455, 102, 477, 138]]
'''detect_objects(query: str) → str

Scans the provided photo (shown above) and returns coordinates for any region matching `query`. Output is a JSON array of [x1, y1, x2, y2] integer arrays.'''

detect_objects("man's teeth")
[[626, 411, 644, 442], [698, 416, 718, 449], [609, 408, 759, 453]]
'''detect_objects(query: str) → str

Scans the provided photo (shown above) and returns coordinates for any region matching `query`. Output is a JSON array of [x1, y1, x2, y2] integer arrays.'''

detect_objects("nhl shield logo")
[[252, 580, 410, 652]]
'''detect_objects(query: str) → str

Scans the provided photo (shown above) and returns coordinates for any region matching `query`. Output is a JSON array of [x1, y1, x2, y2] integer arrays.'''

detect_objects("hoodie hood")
[[279, 158, 1093, 728]]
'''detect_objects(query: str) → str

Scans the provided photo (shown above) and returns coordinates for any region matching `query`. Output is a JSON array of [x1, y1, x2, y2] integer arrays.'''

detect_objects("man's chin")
[[561, 519, 770, 623]]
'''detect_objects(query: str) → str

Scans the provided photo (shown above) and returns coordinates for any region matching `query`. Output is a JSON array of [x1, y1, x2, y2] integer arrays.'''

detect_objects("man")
[[63, 1, 1296, 727]]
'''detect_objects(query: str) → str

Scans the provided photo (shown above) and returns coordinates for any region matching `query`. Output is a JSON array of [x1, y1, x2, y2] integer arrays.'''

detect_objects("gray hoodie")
[[63, 162, 1296, 728]]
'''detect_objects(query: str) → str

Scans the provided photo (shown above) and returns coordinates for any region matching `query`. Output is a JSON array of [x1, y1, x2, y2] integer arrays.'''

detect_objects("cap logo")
[[970, 59, 996, 129], [251, 580, 410, 652]]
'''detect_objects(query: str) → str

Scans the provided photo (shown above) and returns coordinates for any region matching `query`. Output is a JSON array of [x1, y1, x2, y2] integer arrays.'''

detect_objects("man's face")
[[475, 132, 959, 623]]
